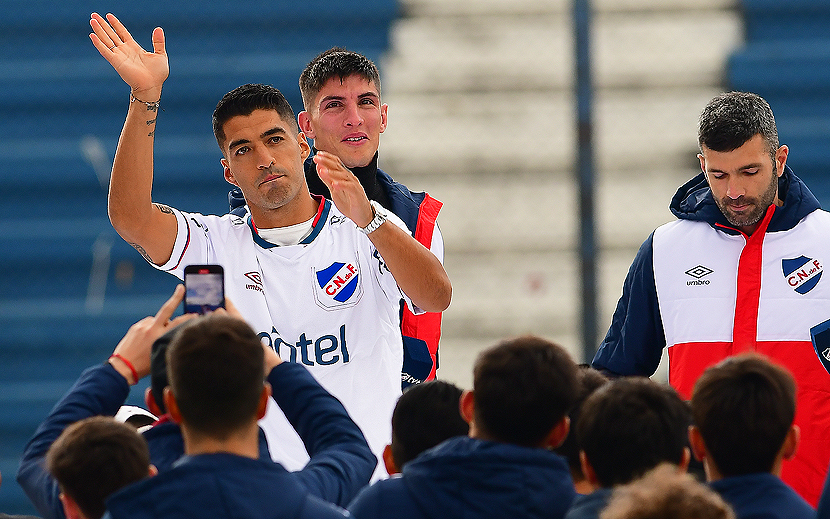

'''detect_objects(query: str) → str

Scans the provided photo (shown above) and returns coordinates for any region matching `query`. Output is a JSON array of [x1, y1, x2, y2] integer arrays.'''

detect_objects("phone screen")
[[184, 265, 225, 314]]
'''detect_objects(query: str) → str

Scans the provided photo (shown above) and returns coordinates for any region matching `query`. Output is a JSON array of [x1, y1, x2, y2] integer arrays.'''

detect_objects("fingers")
[[89, 12, 120, 49], [152, 27, 165, 55], [154, 284, 185, 324], [104, 12, 134, 45]]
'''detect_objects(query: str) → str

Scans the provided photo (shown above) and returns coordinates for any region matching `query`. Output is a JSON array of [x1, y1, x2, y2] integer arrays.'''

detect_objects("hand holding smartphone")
[[183, 265, 225, 314]]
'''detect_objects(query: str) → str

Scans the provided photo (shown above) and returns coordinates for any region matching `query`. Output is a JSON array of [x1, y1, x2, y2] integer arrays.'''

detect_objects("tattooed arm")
[[90, 13, 177, 265]]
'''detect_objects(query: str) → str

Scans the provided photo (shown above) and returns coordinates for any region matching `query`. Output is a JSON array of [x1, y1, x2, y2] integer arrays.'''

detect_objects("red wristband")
[[110, 354, 139, 385]]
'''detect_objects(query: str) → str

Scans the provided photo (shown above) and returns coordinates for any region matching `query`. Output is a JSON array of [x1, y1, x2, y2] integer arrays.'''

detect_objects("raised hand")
[[314, 151, 374, 228], [109, 285, 197, 384], [89, 12, 168, 97]]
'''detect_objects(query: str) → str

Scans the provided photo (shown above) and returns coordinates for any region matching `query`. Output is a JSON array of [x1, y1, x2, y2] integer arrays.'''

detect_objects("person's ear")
[[379, 103, 388, 134], [148, 464, 158, 477], [459, 390, 475, 425], [60, 492, 83, 519], [542, 416, 570, 449], [688, 425, 707, 463], [163, 387, 182, 424], [781, 424, 800, 460], [256, 383, 272, 420], [579, 451, 600, 488], [145, 386, 163, 417], [297, 132, 311, 161], [698, 153, 708, 179], [298, 111, 315, 139], [382, 444, 399, 475], [222, 158, 238, 187], [775, 144, 789, 178]]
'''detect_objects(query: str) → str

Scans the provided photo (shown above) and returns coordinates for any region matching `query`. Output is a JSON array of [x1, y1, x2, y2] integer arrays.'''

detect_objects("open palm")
[[89, 12, 169, 94]]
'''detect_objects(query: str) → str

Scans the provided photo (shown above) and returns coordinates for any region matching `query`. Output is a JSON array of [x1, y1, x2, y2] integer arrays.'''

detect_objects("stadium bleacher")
[[0, 1, 397, 513], [727, 0, 830, 203]]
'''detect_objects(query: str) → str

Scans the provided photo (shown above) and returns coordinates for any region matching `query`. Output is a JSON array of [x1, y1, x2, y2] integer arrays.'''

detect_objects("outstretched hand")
[[314, 151, 374, 228], [109, 284, 197, 384], [89, 12, 168, 97]]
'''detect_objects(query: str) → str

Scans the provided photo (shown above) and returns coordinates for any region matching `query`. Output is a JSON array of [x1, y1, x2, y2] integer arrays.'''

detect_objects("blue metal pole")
[[574, 0, 598, 363]]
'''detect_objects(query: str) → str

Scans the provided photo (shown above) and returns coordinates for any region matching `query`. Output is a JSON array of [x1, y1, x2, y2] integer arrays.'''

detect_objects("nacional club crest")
[[782, 256, 823, 295], [313, 261, 362, 309]]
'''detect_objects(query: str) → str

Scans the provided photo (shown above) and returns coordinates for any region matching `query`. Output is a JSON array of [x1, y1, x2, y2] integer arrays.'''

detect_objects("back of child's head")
[[472, 335, 578, 447], [690, 353, 796, 477], [390, 380, 469, 468], [577, 377, 691, 487]]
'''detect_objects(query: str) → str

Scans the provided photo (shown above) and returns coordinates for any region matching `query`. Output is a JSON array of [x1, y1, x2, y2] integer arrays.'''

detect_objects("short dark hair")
[[213, 83, 298, 149], [299, 47, 382, 110], [167, 314, 265, 439], [149, 326, 181, 413], [698, 91, 779, 163], [390, 380, 469, 467], [46, 416, 150, 519], [690, 353, 796, 477], [577, 377, 691, 487], [472, 335, 578, 447], [554, 365, 610, 479]]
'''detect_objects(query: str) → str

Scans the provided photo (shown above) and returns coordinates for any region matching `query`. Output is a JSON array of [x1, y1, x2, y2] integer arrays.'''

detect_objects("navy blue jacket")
[[710, 473, 814, 519], [563, 488, 613, 519], [17, 361, 375, 519], [104, 453, 349, 519], [592, 166, 820, 376], [347, 436, 575, 519], [817, 466, 830, 519]]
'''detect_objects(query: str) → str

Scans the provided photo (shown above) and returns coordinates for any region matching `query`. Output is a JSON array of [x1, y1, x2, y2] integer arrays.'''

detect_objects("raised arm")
[[89, 12, 177, 265], [314, 151, 451, 312]]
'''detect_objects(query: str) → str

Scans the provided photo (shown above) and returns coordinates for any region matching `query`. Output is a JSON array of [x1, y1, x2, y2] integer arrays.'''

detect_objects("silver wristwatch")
[[358, 201, 389, 235]]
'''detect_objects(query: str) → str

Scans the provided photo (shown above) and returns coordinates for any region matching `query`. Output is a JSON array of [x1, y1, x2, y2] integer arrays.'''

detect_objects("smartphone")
[[183, 264, 225, 314]]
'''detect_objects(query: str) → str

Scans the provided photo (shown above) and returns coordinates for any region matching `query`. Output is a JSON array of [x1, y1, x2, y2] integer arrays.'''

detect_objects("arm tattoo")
[[128, 242, 153, 263], [154, 203, 173, 214]]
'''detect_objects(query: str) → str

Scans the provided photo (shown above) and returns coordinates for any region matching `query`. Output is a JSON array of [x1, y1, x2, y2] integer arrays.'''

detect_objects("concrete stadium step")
[[379, 87, 720, 175], [384, 9, 739, 93]]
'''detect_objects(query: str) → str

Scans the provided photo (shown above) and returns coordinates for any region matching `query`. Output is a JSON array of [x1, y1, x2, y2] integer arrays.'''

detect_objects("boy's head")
[[689, 353, 798, 478], [465, 335, 578, 448], [384, 380, 469, 474], [553, 365, 609, 485], [47, 416, 151, 519], [576, 377, 691, 488], [165, 314, 267, 440]]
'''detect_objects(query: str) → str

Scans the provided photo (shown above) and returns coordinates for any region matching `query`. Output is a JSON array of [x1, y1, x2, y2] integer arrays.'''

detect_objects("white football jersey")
[[154, 198, 407, 476]]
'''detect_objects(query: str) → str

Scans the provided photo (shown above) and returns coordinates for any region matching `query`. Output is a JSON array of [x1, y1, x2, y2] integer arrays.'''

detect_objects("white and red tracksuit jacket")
[[594, 166, 830, 505]]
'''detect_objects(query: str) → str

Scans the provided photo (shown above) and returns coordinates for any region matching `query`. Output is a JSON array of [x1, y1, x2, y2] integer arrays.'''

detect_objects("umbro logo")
[[685, 265, 713, 286], [244, 272, 264, 293]]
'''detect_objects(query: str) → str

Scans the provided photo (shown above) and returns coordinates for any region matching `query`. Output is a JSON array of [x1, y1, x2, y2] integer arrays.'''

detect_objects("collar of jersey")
[[247, 195, 331, 249]]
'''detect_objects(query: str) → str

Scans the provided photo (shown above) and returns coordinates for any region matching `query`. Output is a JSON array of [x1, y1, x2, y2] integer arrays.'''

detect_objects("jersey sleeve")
[[150, 208, 214, 279], [592, 232, 666, 376]]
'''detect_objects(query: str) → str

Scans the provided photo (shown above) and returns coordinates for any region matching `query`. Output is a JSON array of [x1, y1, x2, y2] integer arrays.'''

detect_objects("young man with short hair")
[[593, 91, 830, 504], [689, 353, 814, 519], [103, 314, 349, 518], [298, 48, 445, 387], [565, 377, 691, 519], [347, 335, 579, 519], [88, 13, 450, 476]]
